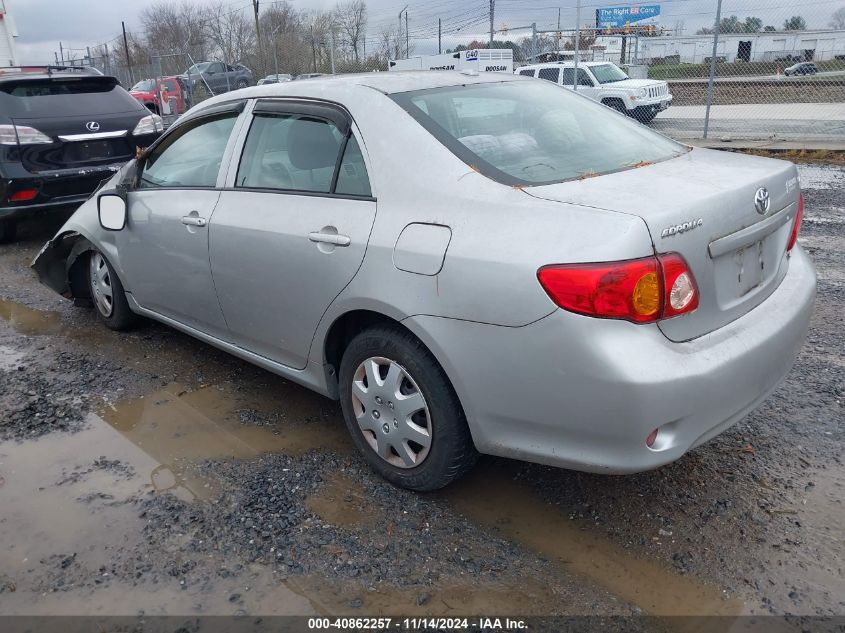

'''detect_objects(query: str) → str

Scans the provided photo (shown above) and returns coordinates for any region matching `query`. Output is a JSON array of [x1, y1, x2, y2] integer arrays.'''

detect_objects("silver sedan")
[[34, 71, 816, 491]]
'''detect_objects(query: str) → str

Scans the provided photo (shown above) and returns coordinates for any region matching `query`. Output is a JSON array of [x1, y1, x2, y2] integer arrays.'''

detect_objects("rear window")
[[0, 77, 142, 117], [391, 80, 687, 186], [131, 79, 155, 91]]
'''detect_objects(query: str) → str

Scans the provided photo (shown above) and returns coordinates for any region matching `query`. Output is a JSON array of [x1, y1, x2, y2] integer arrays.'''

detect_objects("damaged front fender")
[[31, 232, 95, 299]]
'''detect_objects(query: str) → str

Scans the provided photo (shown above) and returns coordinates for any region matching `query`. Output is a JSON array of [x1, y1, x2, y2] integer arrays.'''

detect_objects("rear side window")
[[0, 77, 143, 116], [236, 112, 371, 197], [392, 81, 686, 187], [537, 68, 560, 83], [519, 69, 535, 77], [139, 114, 238, 188]]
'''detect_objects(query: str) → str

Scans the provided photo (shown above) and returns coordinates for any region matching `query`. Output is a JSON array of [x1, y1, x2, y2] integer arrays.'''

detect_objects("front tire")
[[0, 219, 17, 244], [338, 326, 477, 491], [236, 79, 249, 89], [88, 250, 139, 331]]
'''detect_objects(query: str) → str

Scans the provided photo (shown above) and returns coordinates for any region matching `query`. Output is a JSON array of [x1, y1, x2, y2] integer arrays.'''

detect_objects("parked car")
[[516, 61, 672, 122], [182, 62, 253, 96], [33, 72, 815, 491], [129, 76, 188, 116], [784, 62, 819, 76], [258, 73, 292, 85], [0, 67, 163, 243], [294, 73, 325, 80]]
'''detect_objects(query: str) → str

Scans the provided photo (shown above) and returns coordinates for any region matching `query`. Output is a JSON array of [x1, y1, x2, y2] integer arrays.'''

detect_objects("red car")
[[129, 76, 187, 116]]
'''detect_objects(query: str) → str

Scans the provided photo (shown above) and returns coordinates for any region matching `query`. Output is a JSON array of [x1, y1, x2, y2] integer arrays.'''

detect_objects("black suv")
[[0, 67, 163, 242]]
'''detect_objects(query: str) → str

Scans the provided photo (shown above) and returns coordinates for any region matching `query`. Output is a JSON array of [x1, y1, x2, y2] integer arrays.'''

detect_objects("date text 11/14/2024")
[[307, 617, 529, 630]]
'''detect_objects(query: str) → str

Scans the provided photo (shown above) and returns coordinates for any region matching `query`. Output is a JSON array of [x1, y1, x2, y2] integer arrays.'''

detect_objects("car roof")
[[518, 61, 610, 69], [0, 69, 105, 83], [194, 71, 526, 113]]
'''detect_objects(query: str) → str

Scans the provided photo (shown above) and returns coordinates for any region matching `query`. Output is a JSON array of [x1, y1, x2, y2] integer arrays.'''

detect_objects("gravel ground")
[[0, 161, 842, 623]]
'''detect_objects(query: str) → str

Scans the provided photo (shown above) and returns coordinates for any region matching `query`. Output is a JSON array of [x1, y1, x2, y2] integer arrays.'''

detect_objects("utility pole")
[[104, 43, 110, 75], [405, 10, 409, 58], [59, 41, 64, 64], [310, 24, 317, 73], [329, 29, 335, 74], [121, 22, 133, 84], [531, 22, 537, 61], [252, 0, 265, 78], [398, 6, 407, 59], [573, 0, 581, 90], [489, 0, 494, 46], [703, 0, 723, 139], [556, 8, 561, 52], [438, 18, 442, 54]]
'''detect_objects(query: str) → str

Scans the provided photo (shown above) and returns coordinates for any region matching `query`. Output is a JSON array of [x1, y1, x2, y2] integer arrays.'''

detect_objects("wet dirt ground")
[[0, 162, 843, 625]]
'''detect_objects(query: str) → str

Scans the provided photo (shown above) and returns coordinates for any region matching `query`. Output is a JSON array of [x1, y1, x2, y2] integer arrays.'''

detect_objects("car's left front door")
[[119, 106, 243, 338]]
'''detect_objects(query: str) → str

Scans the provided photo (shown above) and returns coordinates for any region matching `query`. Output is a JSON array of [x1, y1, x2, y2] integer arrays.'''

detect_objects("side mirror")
[[98, 193, 127, 231]]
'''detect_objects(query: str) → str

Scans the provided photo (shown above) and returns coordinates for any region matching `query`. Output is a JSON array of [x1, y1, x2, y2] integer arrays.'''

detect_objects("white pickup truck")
[[515, 61, 672, 123]]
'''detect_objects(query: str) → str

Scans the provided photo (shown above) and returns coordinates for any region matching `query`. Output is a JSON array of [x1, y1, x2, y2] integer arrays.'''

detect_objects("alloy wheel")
[[350, 356, 432, 468]]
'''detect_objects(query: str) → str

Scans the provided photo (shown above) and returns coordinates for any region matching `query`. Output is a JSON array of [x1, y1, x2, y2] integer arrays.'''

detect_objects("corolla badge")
[[754, 187, 770, 214], [661, 218, 703, 238], [85, 121, 101, 132]]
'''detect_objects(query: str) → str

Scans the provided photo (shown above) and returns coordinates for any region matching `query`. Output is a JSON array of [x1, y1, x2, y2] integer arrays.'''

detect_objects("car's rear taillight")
[[787, 192, 804, 253], [8, 189, 38, 202], [537, 253, 699, 324], [0, 124, 53, 145]]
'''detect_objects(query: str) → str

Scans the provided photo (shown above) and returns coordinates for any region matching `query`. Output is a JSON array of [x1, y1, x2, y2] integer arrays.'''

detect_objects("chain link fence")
[[512, 1, 845, 145]]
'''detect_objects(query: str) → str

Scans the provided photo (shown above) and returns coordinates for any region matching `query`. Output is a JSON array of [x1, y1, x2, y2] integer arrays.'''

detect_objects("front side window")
[[392, 81, 687, 186], [537, 67, 560, 83], [139, 114, 239, 188], [562, 68, 594, 87], [519, 69, 535, 77]]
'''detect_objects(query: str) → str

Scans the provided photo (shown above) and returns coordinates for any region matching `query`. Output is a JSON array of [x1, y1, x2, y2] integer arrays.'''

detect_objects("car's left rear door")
[[209, 99, 377, 370]]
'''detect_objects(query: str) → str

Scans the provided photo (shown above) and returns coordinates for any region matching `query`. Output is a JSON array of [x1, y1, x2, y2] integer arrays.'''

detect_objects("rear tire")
[[0, 219, 17, 244], [88, 250, 139, 331], [338, 326, 478, 491]]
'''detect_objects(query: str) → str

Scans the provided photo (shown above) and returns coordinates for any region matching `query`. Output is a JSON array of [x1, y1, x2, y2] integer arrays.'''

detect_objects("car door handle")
[[308, 231, 351, 246], [181, 215, 207, 227]]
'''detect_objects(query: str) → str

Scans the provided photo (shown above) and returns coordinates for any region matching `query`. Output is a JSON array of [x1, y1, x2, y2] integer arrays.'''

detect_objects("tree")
[[207, 1, 255, 65], [719, 15, 744, 33], [783, 16, 807, 30], [830, 7, 845, 30], [334, 0, 367, 62], [140, 1, 212, 62], [743, 17, 763, 33]]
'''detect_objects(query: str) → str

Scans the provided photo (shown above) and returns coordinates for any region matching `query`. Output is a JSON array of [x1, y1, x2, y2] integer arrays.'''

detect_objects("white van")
[[389, 49, 514, 73], [516, 61, 672, 123]]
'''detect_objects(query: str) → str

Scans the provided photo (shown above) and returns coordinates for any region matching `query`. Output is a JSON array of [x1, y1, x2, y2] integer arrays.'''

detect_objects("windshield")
[[187, 63, 212, 74], [131, 79, 155, 91], [391, 80, 687, 186], [589, 64, 629, 84]]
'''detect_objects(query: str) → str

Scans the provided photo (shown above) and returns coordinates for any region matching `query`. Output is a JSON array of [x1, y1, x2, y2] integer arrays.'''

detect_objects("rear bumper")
[[0, 163, 125, 221], [405, 247, 816, 473]]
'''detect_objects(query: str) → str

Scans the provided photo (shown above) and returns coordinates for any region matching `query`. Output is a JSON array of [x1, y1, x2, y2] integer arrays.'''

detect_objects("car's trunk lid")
[[526, 147, 800, 341]]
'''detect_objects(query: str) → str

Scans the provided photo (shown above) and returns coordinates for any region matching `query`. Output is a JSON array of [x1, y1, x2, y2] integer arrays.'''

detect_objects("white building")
[[594, 30, 845, 65], [0, 0, 19, 67]]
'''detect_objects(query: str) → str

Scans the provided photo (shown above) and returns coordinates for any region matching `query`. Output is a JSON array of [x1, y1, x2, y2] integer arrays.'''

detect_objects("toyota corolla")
[[32, 71, 816, 491]]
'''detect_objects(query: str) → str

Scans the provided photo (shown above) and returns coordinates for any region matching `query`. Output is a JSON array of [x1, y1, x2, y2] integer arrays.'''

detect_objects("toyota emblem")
[[86, 121, 101, 132], [754, 187, 770, 215]]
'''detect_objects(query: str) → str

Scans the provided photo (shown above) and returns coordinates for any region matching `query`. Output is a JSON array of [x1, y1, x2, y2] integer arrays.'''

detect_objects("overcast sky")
[[9, 0, 843, 65]]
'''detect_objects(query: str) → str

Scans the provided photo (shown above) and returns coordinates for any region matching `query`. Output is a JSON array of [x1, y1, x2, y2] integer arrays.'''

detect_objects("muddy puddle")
[[0, 299, 65, 336], [443, 463, 745, 618]]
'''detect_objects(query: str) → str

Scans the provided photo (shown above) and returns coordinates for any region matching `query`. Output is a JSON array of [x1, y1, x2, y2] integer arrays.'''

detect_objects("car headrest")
[[287, 117, 340, 170]]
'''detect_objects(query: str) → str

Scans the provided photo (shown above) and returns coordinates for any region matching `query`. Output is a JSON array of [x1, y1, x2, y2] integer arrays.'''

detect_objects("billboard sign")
[[596, 5, 661, 29]]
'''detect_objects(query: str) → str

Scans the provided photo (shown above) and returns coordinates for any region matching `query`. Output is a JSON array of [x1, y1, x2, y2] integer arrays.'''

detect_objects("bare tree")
[[334, 0, 367, 62], [260, 1, 310, 76], [207, 1, 255, 65], [140, 0, 211, 59], [830, 7, 845, 30], [378, 25, 406, 61]]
